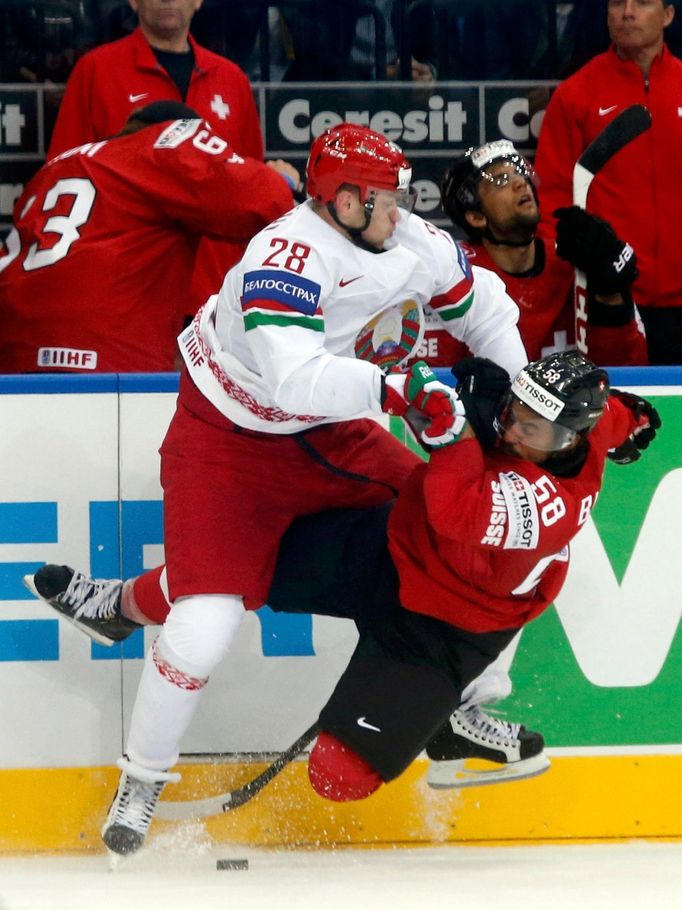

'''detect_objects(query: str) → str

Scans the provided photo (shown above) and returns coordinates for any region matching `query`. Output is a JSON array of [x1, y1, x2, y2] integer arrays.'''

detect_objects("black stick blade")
[[577, 104, 652, 176]]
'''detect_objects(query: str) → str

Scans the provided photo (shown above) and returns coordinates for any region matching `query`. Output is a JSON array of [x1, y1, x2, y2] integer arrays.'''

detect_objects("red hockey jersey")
[[411, 235, 646, 368], [47, 28, 267, 313], [388, 396, 635, 633], [0, 119, 292, 372]]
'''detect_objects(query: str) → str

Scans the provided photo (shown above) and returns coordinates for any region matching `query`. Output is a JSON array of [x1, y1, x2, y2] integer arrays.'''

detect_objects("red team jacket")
[[47, 27, 266, 312], [535, 44, 682, 312], [388, 396, 635, 633], [411, 233, 647, 368], [0, 120, 293, 372]]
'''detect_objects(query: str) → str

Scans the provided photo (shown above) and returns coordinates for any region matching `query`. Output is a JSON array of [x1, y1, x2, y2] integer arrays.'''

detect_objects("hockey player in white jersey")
[[26, 123, 543, 857], [178, 136, 526, 432]]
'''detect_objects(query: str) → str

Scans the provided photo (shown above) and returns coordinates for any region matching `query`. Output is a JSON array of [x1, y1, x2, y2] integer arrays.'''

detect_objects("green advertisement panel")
[[501, 392, 680, 746], [420, 372, 682, 749]]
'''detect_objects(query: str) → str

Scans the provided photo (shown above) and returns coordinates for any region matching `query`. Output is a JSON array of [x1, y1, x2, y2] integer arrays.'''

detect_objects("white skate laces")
[[455, 706, 521, 747], [60, 571, 122, 621], [102, 757, 180, 857], [24, 564, 140, 646]]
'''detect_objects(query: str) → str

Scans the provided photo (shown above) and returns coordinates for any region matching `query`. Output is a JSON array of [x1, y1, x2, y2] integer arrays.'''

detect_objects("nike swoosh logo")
[[357, 717, 381, 732], [129, 92, 149, 103], [598, 105, 618, 116], [339, 275, 364, 288]]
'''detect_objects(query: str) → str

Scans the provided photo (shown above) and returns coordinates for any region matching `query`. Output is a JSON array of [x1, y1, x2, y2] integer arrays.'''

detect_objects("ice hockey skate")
[[23, 564, 140, 647], [426, 705, 550, 789], [102, 756, 180, 857]]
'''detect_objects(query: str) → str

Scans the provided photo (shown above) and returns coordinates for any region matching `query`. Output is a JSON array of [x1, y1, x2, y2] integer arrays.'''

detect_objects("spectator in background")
[[413, 140, 646, 367], [0, 101, 295, 373], [405, 0, 553, 80], [481, 0, 556, 78], [535, 0, 682, 364], [280, 0, 434, 82], [47, 0, 272, 316]]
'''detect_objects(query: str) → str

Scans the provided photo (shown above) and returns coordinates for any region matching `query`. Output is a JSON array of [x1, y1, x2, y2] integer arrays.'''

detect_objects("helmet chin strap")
[[483, 225, 537, 248], [327, 199, 374, 243], [542, 436, 589, 478]]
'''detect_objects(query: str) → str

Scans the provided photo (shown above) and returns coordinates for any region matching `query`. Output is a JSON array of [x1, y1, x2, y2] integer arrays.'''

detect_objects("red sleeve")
[[139, 127, 293, 241], [47, 55, 96, 158], [534, 80, 587, 229], [587, 320, 648, 366], [600, 394, 639, 447]]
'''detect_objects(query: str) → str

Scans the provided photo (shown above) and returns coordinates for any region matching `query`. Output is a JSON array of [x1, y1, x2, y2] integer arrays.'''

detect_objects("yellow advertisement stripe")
[[2, 754, 682, 854]]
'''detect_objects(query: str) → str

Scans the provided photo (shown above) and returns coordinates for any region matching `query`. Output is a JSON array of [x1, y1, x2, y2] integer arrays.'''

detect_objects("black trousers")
[[637, 306, 682, 365], [268, 505, 518, 781]]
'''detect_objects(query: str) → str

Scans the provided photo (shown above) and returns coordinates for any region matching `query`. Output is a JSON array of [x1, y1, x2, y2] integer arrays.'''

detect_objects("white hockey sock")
[[125, 594, 244, 771]]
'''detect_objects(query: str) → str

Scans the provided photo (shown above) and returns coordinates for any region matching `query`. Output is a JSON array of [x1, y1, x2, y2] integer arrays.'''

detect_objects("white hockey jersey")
[[179, 202, 525, 434]]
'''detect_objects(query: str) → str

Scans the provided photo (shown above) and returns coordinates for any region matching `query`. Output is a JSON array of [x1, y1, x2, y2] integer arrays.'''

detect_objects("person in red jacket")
[[410, 140, 647, 368], [47, 0, 284, 314], [0, 100, 294, 373], [534, 0, 682, 364]]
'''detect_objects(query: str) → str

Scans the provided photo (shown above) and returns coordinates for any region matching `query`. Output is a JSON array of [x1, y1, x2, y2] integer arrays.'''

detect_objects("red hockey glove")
[[382, 361, 466, 447], [607, 389, 661, 465]]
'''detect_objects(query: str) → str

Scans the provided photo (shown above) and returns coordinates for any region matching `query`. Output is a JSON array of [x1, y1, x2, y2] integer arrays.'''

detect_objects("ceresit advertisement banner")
[[0, 80, 555, 236], [0, 368, 681, 773], [260, 82, 552, 224]]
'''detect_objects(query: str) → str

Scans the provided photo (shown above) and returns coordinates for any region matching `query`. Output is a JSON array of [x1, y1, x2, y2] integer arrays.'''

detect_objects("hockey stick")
[[155, 722, 321, 821], [572, 104, 652, 354]]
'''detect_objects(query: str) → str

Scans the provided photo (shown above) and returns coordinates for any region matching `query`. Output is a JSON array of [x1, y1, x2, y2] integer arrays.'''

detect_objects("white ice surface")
[[1, 836, 682, 910]]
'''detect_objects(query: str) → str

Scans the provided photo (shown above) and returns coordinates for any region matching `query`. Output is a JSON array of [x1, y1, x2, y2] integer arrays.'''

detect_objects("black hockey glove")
[[451, 356, 510, 450], [554, 206, 639, 295], [607, 389, 661, 465]]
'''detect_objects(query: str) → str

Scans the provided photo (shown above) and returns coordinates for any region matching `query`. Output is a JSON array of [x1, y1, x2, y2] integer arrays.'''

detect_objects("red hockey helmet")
[[306, 123, 413, 210]]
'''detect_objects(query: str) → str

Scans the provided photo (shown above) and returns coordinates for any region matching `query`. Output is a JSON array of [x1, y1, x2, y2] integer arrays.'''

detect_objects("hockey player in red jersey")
[[34, 351, 658, 806], [411, 140, 647, 367], [0, 101, 295, 373], [47, 0, 271, 314], [259, 351, 661, 800]]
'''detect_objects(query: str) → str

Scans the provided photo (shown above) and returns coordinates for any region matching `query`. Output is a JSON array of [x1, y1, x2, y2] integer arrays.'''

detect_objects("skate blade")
[[107, 850, 125, 872], [22, 574, 116, 648], [426, 752, 551, 789]]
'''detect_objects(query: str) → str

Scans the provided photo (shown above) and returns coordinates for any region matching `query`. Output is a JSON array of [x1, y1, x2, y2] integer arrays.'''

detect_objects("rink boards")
[[1, 366, 682, 851]]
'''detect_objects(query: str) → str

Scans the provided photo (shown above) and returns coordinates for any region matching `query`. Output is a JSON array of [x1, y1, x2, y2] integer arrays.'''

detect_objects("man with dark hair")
[[0, 101, 295, 372], [413, 139, 647, 368], [535, 0, 682, 364]]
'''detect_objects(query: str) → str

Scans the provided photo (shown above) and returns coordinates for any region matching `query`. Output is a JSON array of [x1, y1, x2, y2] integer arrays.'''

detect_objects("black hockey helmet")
[[440, 140, 536, 238], [497, 350, 610, 451]]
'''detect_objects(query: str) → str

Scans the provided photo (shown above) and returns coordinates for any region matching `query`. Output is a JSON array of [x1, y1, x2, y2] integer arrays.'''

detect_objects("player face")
[[607, 0, 674, 53], [129, 0, 203, 40], [477, 162, 540, 240], [497, 399, 575, 464], [360, 190, 405, 249]]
